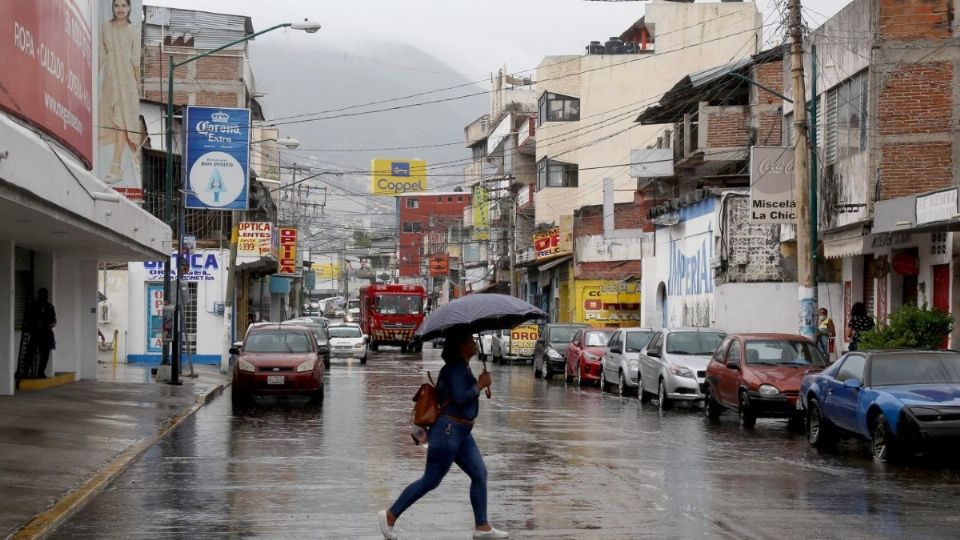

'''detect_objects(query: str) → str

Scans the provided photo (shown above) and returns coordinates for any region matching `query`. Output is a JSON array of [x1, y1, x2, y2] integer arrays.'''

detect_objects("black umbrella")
[[416, 293, 546, 342]]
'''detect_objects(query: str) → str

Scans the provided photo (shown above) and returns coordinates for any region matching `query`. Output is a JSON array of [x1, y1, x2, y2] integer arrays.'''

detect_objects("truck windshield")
[[375, 294, 422, 315]]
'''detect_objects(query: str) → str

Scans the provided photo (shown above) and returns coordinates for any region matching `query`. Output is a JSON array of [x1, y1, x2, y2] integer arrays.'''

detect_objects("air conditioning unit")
[[97, 302, 111, 324]]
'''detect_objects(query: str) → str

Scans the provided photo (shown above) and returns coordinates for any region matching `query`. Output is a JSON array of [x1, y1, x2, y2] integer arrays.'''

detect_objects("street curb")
[[6, 380, 229, 540]]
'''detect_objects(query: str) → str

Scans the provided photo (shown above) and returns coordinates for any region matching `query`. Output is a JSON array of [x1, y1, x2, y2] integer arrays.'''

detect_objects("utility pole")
[[509, 195, 517, 297], [789, 0, 816, 340]]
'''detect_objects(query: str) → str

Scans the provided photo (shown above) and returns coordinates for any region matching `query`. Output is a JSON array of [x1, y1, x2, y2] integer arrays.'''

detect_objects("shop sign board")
[[0, 1, 94, 166], [916, 188, 958, 225], [574, 280, 641, 326], [145, 283, 164, 353], [143, 252, 220, 282], [277, 227, 298, 276], [370, 158, 427, 195], [428, 255, 450, 277], [534, 227, 561, 260], [237, 221, 273, 257], [750, 146, 796, 223], [472, 185, 489, 241], [184, 106, 251, 210], [509, 324, 539, 357]]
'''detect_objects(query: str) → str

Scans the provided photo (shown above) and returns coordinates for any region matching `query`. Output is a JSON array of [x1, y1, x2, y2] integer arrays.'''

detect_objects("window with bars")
[[823, 70, 868, 165], [184, 282, 197, 355]]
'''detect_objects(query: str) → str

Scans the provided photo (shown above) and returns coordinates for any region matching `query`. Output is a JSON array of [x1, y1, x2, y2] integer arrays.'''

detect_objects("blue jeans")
[[389, 416, 488, 526]]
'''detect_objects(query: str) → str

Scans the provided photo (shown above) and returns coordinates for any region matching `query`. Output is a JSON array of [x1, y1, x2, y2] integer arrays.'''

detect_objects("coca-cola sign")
[[750, 146, 797, 224]]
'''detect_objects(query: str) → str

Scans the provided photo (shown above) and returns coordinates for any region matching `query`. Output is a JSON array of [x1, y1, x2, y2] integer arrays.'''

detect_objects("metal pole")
[[789, 0, 816, 340], [810, 43, 819, 295], [509, 195, 517, 297], [160, 54, 175, 380]]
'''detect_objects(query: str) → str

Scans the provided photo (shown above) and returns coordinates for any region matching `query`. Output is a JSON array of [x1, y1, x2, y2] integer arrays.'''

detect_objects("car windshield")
[[328, 327, 363, 339], [870, 353, 960, 386], [744, 340, 826, 366], [584, 331, 614, 347], [375, 294, 422, 315], [548, 326, 580, 343], [666, 332, 725, 355], [625, 331, 654, 352], [245, 332, 313, 353]]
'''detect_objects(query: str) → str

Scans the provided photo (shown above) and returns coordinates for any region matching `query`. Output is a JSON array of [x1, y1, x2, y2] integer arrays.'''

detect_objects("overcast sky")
[[148, 0, 851, 79]]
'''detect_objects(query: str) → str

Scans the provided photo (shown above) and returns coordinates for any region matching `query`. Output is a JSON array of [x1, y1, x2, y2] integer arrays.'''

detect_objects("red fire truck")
[[359, 284, 427, 353]]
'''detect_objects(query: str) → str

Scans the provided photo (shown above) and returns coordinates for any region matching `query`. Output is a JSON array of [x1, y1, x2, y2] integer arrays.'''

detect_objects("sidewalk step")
[[17, 372, 76, 391]]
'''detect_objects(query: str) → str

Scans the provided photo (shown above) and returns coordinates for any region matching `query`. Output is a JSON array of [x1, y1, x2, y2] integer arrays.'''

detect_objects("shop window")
[[824, 70, 868, 165], [185, 282, 198, 355], [538, 92, 581, 124], [402, 222, 423, 233], [13, 248, 32, 330], [536, 158, 579, 190], [406, 198, 419, 209]]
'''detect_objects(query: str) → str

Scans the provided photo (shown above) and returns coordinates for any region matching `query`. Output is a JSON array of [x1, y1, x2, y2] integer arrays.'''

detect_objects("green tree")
[[858, 304, 953, 350], [353, 230, 372, 249]]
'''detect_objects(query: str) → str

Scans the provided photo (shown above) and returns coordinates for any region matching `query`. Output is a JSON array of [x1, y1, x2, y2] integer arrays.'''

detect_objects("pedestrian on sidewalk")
[[379, 333, 509, 539], [816, 308, 835, 359], [26, 288, 57, 378], [845, 302, 873, 352]]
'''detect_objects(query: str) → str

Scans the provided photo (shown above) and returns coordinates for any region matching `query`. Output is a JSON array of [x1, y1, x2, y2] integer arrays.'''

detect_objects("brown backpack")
[[411, 372, 449, 428]]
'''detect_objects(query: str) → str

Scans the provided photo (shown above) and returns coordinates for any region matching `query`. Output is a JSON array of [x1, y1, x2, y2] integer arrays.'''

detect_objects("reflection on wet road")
[[56, 349, 960, 539]]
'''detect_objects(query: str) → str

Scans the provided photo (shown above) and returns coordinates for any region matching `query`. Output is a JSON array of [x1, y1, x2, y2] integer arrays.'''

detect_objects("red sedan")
[[230, 324, 325, 405], [565, 327, 616, 386], [704, 333, 826, 427]]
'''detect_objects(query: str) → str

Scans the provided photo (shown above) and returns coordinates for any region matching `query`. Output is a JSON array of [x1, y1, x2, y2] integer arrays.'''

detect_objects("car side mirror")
[[726, 361, 740, 371], [229, 346, 240, 355], [648, 350, 661, 358], [610, 347, 622, 354], [843, 377, 862, 389]]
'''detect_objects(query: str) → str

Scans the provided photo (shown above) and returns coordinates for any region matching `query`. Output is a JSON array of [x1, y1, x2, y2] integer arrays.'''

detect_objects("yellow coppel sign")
[[371, 159, 427, 196], [574, 280, 641, 326]]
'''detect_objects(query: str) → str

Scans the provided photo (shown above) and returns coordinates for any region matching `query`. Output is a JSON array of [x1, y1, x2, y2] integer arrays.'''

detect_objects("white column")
[[53, 254, 79, 377], [0, 240, 14, 395], [79, 260, 98, 380]]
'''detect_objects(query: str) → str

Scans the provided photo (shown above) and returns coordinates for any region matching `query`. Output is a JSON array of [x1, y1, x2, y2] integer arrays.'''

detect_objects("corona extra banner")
[[371, 158, 427, 195], [574, 280, 641, 326]]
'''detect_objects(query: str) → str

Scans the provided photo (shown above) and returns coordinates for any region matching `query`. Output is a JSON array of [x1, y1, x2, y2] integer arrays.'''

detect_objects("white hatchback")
[[327, 323, 368, 364]]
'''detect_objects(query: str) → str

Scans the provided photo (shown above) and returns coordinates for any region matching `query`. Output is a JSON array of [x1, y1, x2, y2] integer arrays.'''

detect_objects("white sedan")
[[327, 323, 368, 364]]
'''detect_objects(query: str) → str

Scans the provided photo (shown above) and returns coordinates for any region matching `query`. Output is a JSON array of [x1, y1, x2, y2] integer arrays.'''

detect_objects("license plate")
[[267, 375, 285, 385]]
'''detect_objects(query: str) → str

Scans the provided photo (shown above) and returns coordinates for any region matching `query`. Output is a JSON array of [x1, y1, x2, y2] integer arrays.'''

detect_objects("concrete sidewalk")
[[0, 363, 227, 538]]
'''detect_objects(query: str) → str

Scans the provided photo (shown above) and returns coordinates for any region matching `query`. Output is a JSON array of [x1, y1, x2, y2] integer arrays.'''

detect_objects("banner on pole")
[[277, 227, 298, 276], [184, 106, 251, 210]]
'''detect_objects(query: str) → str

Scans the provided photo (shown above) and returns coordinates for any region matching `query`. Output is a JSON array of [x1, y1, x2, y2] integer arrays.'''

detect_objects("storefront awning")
[[873, 187, 960, 235], [821, 223, 871, 260], [537, 255, 572, 273]]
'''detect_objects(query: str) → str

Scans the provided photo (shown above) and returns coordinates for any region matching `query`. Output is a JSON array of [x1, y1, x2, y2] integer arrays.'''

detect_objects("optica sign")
[[371, 158, 427, 196], [277, 227, 298, 276]]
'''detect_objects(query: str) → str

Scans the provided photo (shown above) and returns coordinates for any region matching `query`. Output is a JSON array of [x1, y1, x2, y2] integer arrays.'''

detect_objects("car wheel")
[[534, 358, 542, 379], [870, 414, 901, 463], [658, 378, 671, 410], [360, 355, 367, 365], [739, 390, 757, 428], [639, 372, 653, 404], [542, 360, 553, 380], [618, 371, 629, 397], [599, 368, 609, 392], [310, 386, 324, 405], [704, 386, 722, 420], [577, 362, 585, 387], [324, 356, 331, 369], [806, 398, 835, 449]]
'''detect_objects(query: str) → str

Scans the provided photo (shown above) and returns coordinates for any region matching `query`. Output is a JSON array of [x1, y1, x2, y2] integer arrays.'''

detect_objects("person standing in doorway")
[[26, 288, 57, 378], [378, 333, 508, 539], [816, 308, 836, 358], [845, 302, 873, 352]]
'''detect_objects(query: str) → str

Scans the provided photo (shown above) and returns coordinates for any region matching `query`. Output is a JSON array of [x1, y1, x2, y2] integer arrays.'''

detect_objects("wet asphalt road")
[[55, 348, 960, 539]]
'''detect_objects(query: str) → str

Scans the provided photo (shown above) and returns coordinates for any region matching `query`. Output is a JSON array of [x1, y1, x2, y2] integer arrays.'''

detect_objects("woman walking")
[[845, 302, 874, 351], [379, 333, 509, 539]]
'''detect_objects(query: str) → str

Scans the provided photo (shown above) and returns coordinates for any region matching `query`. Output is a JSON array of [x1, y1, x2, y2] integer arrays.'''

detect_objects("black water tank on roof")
[[604, 37, 625, 54], [586, 41, 605, 55], [623, 41, 639, 54]]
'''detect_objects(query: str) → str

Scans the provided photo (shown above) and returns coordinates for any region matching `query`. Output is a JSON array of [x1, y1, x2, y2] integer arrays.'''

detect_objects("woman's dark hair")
[[111, 0, 132, 23], [440, 333, 471, 364], [851, 302, 867, 318]]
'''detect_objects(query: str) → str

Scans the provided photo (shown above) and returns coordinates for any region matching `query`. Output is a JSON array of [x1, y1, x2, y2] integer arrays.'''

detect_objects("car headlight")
[[354, 343, 364, 349], [546, 348, 562, 359], [758, 384, 780, 397], [627, 358, 639, 369], [669, 364, 695, 379], [296, 358, 317, 372], [583, 352, 599, 361], [238, 359, 256, 373]]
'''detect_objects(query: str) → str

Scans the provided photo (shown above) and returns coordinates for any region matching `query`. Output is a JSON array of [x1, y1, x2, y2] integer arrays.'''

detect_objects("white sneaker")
[[378, 510, 398, 540], [473, 526, 510, 539]]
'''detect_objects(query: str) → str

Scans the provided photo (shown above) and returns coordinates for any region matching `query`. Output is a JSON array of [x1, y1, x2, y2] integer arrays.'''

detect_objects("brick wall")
[[577, 260, 642, 280], [754, 61, 784, 104], [879, 61, 953, 135], [880, 141, 953, 198], [706, 107, 750, 148], [879, 0, 954, 39], [196, 55, 242, 80], [142, 46, 245, 108], [758, 110, 783, 146], [717, 196, 785, 284], [573, 192, 654, 236]]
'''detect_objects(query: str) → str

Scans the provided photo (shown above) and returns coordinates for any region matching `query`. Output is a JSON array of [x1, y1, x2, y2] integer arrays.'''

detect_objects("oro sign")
[[277, 227, 298, 276], [370, 158, 427, 196]]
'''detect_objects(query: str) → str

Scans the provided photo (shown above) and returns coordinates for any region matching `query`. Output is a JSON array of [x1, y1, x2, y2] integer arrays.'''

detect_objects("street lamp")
[[160, 21, 320, 385]]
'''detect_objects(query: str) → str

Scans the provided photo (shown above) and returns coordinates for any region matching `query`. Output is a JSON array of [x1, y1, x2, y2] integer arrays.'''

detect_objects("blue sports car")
[[800, 349, 960, 461]]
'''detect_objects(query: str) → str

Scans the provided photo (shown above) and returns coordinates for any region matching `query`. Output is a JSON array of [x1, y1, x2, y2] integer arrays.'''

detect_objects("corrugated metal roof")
[[144, 6, 254, 51]]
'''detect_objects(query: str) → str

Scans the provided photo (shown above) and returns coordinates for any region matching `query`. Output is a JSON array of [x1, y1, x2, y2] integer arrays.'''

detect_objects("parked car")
[[327, 323, 368, 364], [491, 324, 539, 364], [704, 333, 826, 427], [637, 328, 726, 408], [600, 327, 655, 396], [801, 349, 960, 462], [476, 331, 495, 361], [230, 324, 325, 405], [564, 327, 616, 386], [283, 319, 330, 368], [534, 323, 588, 380]]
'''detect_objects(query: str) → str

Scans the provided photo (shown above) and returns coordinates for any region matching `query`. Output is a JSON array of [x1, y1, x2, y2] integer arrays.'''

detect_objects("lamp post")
[[161, 21, 320, 385]]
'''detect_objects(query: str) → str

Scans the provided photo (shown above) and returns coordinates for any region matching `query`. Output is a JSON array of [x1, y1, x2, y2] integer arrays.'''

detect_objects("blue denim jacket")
[[435, 361, 479, 420]]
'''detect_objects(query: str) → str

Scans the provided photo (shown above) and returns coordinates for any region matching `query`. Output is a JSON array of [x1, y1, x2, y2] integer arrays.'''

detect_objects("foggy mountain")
[[252, 40, 489, 222]]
